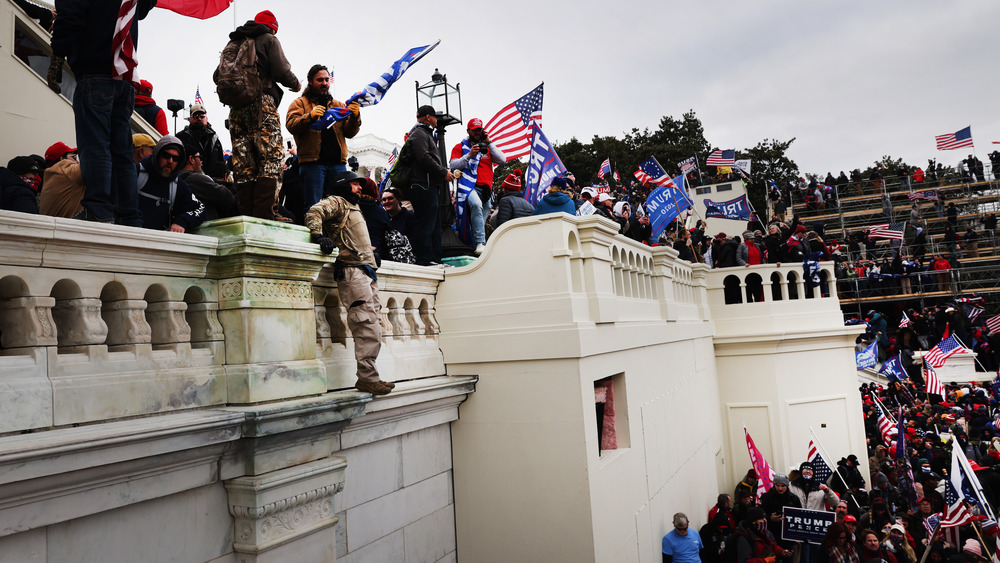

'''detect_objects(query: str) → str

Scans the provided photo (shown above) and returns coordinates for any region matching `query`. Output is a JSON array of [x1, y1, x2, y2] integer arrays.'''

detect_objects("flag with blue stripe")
[[312, 40, 440, 129], [453, 138, 483, 245], [704, 194, 752, 221], [524, 124, 567, 206], [856, 341, 877, 370]]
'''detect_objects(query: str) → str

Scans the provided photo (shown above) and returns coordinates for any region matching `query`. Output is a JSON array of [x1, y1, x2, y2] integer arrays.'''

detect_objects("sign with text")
[[781, 507, 836, 544]]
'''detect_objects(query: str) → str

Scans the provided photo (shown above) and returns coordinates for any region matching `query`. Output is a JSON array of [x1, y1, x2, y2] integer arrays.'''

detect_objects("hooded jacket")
[[533, 191, 576, 217], [52, 0, 156, 76], [134, 94, 169, 136], [137, 135, 206, 231], [0, 168, 38, 214], [216, 21, 300, 104]]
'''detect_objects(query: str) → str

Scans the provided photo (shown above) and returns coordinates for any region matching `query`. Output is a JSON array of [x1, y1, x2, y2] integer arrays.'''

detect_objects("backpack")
[[720, 530, 744, 563], [384, 229, 415, 264], [215, 37, 261, 107], [388, 139, 413, 196]]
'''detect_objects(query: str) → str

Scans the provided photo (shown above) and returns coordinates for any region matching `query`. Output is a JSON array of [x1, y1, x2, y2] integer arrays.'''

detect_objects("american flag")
[[706, 149, 736, 167], [925, 361, 944, 396], [868, 222, 906, 240], [987, 313, 1000, 335], [874, 403, 894, 446], [908, 190, 938, 201], [806, 439, 834, 484], [925, 335, 966, 368], [387, 147, 398, 166], [484, 83, 543, 160], [899, 311, 912, 328], [744, 426, 775, 501], [597, 158, 610, 180], [194, 86, 204, 106], [638, 157, 677, 188], [634, 169, 651, 185], [613, 169, 620, 182], [936, 126, 974, 151], [924, 513, 940, 541], [965, 304, 985, 324], [940, 478, 973, 549], [112, 0, 139, 86]]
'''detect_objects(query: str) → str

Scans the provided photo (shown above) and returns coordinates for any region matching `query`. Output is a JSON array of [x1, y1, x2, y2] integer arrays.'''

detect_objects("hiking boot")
[[384, 380, 396, 389], [355, 379, 393, 396]]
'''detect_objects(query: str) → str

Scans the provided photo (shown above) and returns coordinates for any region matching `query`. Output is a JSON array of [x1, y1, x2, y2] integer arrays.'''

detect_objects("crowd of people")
[[666, 374, 1000, 563]]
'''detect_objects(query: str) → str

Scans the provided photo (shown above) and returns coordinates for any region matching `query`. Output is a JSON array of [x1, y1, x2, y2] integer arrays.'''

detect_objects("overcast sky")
[[139, 0, 1000, 177]]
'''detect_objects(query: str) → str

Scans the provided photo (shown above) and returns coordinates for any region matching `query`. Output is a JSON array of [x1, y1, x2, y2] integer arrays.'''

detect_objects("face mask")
[[755, 521, 767, 534], [22, 175, 40, 191]]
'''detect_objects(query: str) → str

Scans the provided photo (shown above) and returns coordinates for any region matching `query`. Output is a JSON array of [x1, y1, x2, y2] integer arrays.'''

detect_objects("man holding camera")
[[449, 118, 505, 255], [286, 64, 361, 219]]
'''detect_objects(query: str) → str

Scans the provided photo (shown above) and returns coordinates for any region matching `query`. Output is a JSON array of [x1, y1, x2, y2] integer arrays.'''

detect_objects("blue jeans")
[[467, 186, 491, 245], [300, 162, 348, 215], [409, 182, 441, 265], [74, 75, 140, 225]]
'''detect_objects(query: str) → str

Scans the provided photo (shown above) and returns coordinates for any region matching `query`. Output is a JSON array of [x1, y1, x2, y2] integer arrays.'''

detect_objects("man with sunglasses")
[[136, 135, 206, 232], [177, 103, 226, 181]]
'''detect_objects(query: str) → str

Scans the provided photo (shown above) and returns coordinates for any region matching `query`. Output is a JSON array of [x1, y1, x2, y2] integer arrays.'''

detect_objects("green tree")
[[740, 138, 799, 219]]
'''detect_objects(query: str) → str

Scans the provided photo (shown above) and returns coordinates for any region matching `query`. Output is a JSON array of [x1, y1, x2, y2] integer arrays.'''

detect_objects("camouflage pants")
[[229, 94, 283, 184]]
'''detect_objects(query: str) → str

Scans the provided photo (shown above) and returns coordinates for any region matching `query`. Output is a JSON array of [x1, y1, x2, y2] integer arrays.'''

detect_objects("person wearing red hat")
[[449, 118, 506, 254], [217, 10, 300, 221], [133, 80, 169, 136], [40, 142, 84, 218], [492, 170, 533, 229]]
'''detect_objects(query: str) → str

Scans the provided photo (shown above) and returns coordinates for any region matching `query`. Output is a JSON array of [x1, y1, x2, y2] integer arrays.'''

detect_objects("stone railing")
[[0, 212, 445, 434]]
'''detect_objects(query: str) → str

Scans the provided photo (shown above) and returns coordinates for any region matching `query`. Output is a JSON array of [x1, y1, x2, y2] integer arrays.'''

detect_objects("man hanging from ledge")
[[306, 171, 395, 396]]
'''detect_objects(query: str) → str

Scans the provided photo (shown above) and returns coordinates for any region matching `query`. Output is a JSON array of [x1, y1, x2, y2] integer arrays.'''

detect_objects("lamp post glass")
[[415, 69, 462, 128]]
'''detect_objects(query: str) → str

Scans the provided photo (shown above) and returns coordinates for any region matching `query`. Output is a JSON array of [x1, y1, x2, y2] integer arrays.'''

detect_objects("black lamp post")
[[415, 68, 462, 164]]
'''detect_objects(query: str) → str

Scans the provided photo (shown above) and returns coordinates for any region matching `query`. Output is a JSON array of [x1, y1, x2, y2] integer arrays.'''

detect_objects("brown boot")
[[251, 177, 279, 220], [355, 379, 393, 396], [235, 183, 254, 216]]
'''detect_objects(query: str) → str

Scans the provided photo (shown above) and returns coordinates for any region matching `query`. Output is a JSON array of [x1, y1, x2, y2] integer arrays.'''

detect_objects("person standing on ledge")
[[306, 171, 395, 396]]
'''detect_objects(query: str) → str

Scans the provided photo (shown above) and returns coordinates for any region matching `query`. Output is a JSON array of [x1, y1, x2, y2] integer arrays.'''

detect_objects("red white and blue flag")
[[744, 426, 775, 501], [987, 313, 1000, 335], [637, 157, 677, 188], [925, 361, 944, 396], [485, 83, 544, 160], [873, 402, 894, 446], [387, 147, 398, 166], [597, 158, 611, 180], [706, 149, 736, 167], [925, 335, 967, 368], [806, 439, 834, 484], [936, 126, 974, 150], [194, 87, 204, 106], [899, 311, 911, 328]]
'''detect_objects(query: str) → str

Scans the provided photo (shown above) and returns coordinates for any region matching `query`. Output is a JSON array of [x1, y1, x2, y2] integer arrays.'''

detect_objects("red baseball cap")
[[844, 515, 857, 523], [254, 10, 278, 32], [467, 118, 483, 130], [44, 142, 76, 164]]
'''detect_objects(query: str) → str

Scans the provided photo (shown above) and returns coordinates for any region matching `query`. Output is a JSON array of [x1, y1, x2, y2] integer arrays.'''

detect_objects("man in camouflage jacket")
[[306, 171, 394, 396]]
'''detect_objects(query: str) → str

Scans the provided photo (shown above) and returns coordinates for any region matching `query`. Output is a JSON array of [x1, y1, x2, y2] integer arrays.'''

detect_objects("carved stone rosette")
[[225, 456, 347, 559]]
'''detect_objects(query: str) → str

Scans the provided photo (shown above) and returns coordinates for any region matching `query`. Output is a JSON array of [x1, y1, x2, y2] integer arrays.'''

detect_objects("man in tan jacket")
[[286, 64, 360, 220], [40, 142, 84, 218], [305, 171, 392, 396]]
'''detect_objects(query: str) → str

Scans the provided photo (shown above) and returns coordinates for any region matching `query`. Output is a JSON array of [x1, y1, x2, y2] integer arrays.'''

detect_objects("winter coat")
[[0, 168, 38, 214], [286, 93, 360, 165], [137, 136, 206, 231], [407, 123, 449, 190], [359, 196, 391, 259], [735, 522, 785, 563], [217, 21, 300, 104], [176, 170, 236, 222], [39, 158, 84, 218], [52, 0, 156, 76], [177, 123, 227, 179], [134, 95, 169, 136], [789, 477, 839, 510], [533, 192, 576, 217], [759, 488, 801, 546], [495, 191, 534, 227]]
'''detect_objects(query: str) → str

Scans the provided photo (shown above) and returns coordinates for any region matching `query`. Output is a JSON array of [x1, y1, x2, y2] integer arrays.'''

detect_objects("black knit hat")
[[7, 156, 40, 175]]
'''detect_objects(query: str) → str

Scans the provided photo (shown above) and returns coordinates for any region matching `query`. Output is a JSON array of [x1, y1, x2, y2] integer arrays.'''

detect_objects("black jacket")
[[495, 191, 534, 226], [176, 170, 236, 222], [407, 123, 449, 189], [177, 124, 227, 179], [52, 0, 156, 76], [0, 168, 38, 214]]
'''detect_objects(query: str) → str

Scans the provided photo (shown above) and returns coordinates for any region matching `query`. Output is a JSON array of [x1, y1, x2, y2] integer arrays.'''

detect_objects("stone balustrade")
[[0, 212, 446, 434]]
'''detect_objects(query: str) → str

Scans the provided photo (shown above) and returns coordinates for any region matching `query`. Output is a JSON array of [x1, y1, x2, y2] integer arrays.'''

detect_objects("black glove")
[[311, 233, 334, 254]]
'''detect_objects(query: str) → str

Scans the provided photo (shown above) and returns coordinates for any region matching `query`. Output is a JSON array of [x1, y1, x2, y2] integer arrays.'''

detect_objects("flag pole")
[[950, 333, 993, 374], [809, 426, 863, 511], [916, 524, 942, 563]]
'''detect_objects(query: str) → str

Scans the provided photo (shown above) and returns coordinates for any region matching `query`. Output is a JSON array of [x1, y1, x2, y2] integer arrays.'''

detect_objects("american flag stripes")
[[806, 439, 834, 484], [194, 87, 204, 106], [387, 147, 398, 166], [638, 157, 677, 188], [597, 158, 610, 180], [706, 149, 736, 167], [873, 403, 894, 446], [634, 169, 652, 185], [936, 126, 974, 151], [940, 478, 973, 548], [925, 335, 966, 368], [899, 311, 911, 328], [987, 314, 1000, 335], [744, 426, 775, 501], [925, 361, 944, 396], [484, 83, 543, 160], [112, 0, 139, 87], [613, 169, 620, 182], [908, 190, 938, 201], [868, 222, 906, 240], [964, 304, 985, 324]]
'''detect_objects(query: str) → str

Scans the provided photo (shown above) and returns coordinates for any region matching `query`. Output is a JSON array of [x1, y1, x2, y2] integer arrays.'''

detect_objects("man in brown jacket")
[[286, 64, 360, 219], [306, 171, 394, 396], [216, 10, 300, 221], [40, 142, 84, 218]]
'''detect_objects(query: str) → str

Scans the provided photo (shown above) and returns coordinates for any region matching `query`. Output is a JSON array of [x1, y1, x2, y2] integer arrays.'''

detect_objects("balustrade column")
[[51, 298, 107, 349], [102, 299, 151, 350], [0, 296, 57, 348]]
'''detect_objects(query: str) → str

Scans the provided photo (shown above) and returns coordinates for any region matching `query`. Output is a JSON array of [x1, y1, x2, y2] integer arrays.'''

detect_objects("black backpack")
[[215, 37, 261, 107], [387, 139, 413, 194]]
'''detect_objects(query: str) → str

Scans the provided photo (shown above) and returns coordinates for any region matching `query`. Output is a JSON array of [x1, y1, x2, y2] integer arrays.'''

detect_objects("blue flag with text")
[[525, 124, 567, 206]]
